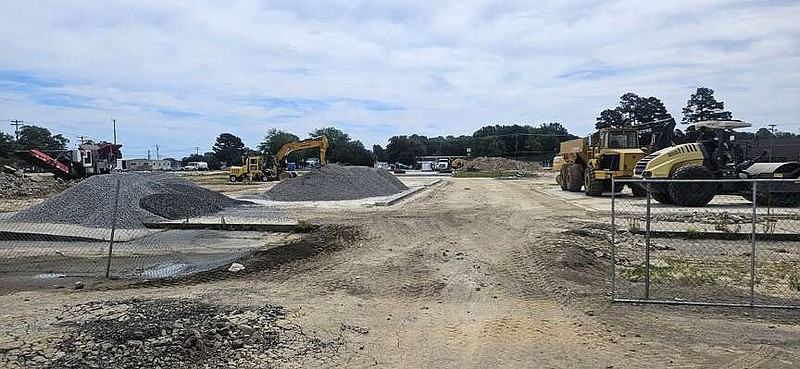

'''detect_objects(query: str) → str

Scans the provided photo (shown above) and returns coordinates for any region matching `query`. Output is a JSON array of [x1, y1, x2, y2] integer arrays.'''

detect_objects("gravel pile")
[[10, 173, 244, 228], [263, 165, 408, 201], [466, 157, 541, 172], [35, 299, 344, 369], [0, 172, 72, 199]]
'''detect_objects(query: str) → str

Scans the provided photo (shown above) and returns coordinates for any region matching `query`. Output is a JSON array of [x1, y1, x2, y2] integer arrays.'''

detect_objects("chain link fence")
[[610, 178, 799, 308], [0, 177, 292, 291]]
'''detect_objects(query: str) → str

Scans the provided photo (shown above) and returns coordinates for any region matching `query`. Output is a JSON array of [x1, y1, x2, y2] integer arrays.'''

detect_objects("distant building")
[[126, 159, 174, 171]]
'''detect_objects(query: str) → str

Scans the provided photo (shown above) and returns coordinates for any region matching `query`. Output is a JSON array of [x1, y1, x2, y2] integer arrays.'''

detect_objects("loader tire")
[[630, 184, 648, 197], [229, 175, 238, 183], [755, 193, 800, 207], [558, 168, 568, 191], [651, 191, 674, 204], [668, 165, 716, 207], [584, 166, 604, 196], [566, 165, 584, 192]]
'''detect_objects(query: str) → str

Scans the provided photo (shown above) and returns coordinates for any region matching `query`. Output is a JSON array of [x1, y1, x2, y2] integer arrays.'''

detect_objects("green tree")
[[211, 133, 246, 166], [258, 129, 299, 155], [386, 136, 425, 166], [17, 126, 69, 150], [681, 87, 732, 124], [756, 128, 775, 140], [595, 108, 625, 129], [258, 128, 302, 163], [372, 144, 387, 162], [309, 127, 374, 166], [0, 132, 14, 166], [181, 154, 205, 166]]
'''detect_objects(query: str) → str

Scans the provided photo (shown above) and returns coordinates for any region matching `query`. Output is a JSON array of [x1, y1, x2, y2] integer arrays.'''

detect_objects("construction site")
[[2, 2, 800, 367], [1, 122, 798, 368]]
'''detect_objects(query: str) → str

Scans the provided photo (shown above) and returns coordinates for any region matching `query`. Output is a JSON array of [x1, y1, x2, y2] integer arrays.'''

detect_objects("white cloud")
[[0, 0, 798, 158]]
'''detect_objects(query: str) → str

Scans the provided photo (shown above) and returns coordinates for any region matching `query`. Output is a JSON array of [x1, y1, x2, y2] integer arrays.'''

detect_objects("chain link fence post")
[[105, 178, 121, 278], [749, 181, 757, 306], [644, 181, 651, 300], [611, 176, 617, 301]]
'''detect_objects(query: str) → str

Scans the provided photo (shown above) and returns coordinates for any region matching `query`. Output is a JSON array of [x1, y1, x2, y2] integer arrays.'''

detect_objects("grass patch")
[[623, 261, 717, 286], [294, 220, 314, 233]]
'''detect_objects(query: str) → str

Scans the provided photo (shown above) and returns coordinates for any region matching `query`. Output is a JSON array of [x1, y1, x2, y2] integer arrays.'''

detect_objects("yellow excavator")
[[229, 135, 329, 182]]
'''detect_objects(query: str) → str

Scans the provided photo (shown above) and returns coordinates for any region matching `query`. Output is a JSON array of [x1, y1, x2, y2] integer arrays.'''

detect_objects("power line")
[[10, 119, 25, 151]]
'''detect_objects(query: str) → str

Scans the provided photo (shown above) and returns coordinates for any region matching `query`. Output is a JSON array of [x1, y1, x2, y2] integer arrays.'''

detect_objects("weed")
[[294, 219, 314, 233], [789, 271, 800, 292], [685, 226, 703, 238], [627, 217, 641, 233], [760, 217, 777, 234], [713, 213, 741, 233]]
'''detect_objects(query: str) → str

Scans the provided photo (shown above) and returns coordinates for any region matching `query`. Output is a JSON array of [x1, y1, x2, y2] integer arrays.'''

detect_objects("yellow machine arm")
[[275, 136, 329, 164]]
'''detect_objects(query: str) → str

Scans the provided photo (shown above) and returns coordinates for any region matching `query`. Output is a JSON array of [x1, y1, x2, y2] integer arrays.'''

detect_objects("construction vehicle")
[[229, 135, 329, 182], [634, 120, 800, 207], [229, 156, 270, 182], [14, 143, 121, 179], [555, 127, 647, 196]]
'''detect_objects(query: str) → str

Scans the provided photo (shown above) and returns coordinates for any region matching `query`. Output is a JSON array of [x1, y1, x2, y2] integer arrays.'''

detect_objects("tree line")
[[3, 86, 796, 169], [373, 122, 577, 166], [595, 87, 799, 142], [179, 126, 375, 169]]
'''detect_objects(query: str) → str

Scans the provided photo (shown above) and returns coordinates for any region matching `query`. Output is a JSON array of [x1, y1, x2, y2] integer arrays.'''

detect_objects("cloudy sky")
[[1, 0, 798, 158]]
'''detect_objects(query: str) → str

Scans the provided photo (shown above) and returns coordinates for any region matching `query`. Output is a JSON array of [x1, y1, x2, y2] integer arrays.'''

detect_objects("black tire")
[[668, 165, 716, 207], [652, 191, 674, 204], [630, 184, 647, 197], [756, 193, 800, 207], [558, 168, 568, 191], [566, 165, 584, 192], [229, 175, 238, 183], [584, 166, 604, 196]]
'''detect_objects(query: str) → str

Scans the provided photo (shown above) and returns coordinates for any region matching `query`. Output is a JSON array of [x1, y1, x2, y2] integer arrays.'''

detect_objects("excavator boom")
[[275, 136, 329, 164]]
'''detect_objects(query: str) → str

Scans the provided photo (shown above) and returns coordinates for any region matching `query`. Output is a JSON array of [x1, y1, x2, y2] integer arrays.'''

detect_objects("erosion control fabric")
[[263, 165, 408, 201], [10, 173, 244, 228]]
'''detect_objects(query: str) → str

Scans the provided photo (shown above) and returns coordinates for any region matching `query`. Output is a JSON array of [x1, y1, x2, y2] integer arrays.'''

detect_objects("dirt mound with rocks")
[[10, 173, 245, 228], [0, 172, 72, 199], [45, 299, 343, 369], [263, 165, 408, 201], [466, 157, 541, 172]]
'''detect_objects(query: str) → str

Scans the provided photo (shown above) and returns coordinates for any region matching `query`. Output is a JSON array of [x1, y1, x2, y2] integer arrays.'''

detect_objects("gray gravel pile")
[[0, 172, 72, 199], [10, 173, 244, 228], [41, 299, 344, 369], [264, 165, 408, 201]]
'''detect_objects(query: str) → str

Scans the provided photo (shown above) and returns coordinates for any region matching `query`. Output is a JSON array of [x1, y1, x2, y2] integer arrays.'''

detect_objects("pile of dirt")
[[45, 299, 343, 369], [10, 173, 245, 228], [0, 172, 72, 199], [466, 157, 541, 172], [263, 165, 408, 201]]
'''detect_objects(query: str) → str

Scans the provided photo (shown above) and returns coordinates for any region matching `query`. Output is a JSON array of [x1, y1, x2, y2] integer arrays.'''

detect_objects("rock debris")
[[263, 165, 408, 201]]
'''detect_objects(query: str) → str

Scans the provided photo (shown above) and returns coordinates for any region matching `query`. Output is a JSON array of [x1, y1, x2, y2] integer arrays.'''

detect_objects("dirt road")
[[1, 178, 798, 368]]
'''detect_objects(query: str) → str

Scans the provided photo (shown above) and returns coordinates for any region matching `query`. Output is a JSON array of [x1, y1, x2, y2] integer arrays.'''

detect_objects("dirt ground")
[[1, 176, 798, 368]]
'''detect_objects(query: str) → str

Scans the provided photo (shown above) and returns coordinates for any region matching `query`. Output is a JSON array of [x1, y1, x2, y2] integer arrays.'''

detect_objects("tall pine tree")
[[681, 87, 732, 124]]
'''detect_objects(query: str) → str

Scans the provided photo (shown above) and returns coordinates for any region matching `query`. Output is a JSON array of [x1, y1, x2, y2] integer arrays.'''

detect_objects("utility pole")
[[78, 135, 87, 145], [768, 124, 777, 134], [155, 145, 160, 160], [147, 149, 151, 160], [10, 119, 24, 151], [112, 119, 117, 147], [195, 146, 200, 156]]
